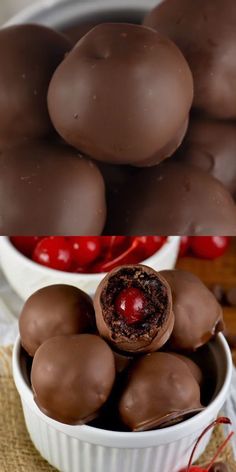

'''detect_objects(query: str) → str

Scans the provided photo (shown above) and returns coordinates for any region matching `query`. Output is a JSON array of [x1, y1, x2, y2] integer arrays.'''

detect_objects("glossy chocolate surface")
[[144, 0, 236, 119], [48, 22, 193, 166], [0, 24, 71, 148], [161, 270, 224, 351], [0, 141, 106, 235], [20, 284, 95, 356], [31, 334, 116, 424]]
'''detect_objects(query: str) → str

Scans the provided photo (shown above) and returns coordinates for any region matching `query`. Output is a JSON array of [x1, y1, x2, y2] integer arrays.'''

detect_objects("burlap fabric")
[[0, 347, 235, 472]]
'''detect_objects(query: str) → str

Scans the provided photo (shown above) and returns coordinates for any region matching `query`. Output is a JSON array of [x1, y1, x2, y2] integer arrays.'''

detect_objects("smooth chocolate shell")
[[48, 22, 193, 166], [177, 118, 236, 199], [94, 264, 174, 353], [0, 141, 106, 235], [31, 334, 116, 425], [105, 160, 236, 235], [0, 24, 71, 148], [119, 352, 203, 431], [144, 0, 236, 119], [19, 285, 95, 356], [171, 353, 203, 385], [161, 270, 224, 351]]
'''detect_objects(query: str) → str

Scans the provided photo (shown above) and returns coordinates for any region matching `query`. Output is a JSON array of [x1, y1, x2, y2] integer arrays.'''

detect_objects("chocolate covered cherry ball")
[[0, 141, 106, 235], [161, 270, 224, 351], [48, 23, 193, 166], [20, 285, 95, 356], [31, 334, 116, 424], [144, 0, 236, 119], [0, 24, 71, 148], [177, 118, 236, 200], [119, 352, 203, 431], [94, 264, 174, 353]]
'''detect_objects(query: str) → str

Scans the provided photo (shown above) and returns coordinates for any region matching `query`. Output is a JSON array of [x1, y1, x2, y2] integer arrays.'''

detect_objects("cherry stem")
[[206, 431, 234, 470], [186, 417, 232, 471], [100, 239, 138, 271]]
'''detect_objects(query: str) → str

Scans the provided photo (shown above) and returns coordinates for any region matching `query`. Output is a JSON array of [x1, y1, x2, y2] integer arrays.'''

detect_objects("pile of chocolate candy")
[[1, 0, 236, 234], [19, 265, 223, 431]]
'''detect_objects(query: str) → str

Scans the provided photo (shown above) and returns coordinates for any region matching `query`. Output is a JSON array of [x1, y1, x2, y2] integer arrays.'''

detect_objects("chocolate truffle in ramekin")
[[48, 23, 193, 166], [20, 285, 95, 357], [0, 24, 71, 148], [94, 265, 174, 353], [119, 352, 203, 431], [144, 0, 236, 119], [31, 334, 116, 425], [0, 141, 106, 235], [161, 270, 224, 351]]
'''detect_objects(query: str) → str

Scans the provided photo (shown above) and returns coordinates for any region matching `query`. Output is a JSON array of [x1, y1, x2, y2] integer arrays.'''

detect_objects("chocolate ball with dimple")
[[177, 118, 236, 199], [94, 265, 174, 354], [119, 352, 203, 431], [144, 0, 236, 119], [105, 160, 236, 235], [161, 270, 224, 351], [0, 140, 106, 235], [20, 285, 95, 357], [48, 23, 193, 166], [0, 24, 71, 148], [31, 334, 116, 424]]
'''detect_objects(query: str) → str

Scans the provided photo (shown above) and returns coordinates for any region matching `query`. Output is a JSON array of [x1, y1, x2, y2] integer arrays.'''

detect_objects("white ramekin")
[[13, 334, 232, 472], [0, 236, 180, 300]]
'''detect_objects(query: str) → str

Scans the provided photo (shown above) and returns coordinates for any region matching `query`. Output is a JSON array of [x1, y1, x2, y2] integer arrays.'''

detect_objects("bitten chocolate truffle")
[[177, 118, 236, 199], [105, 160, 236, 235], [20, 285, 95, 356], [0, 24, 71, 148], [94, 265, 174, 353], [119, 352, 203, 431], [144, 0, 236, 119], [31, 334, 116, 424], [0, 141, 106, 235], [161, 270, 224, 351], [48, 23, 193, 166]]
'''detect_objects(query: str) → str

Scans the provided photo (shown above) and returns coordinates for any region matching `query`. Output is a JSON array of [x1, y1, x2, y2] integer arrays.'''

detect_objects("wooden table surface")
[[177, 238, 236, 364]]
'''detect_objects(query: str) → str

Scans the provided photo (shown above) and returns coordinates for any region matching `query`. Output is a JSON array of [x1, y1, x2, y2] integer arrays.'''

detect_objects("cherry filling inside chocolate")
[[100, 267, 169, 341]]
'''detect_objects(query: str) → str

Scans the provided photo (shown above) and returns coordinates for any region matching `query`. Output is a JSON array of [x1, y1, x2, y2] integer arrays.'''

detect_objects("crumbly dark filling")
[[101, 267, 169, 341]]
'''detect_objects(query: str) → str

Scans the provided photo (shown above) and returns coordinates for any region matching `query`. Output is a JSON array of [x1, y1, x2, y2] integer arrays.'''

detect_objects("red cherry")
[[10, 236, 42, 257], [101, 236, 127, 252], [33, 237, 73, 271], [179, 237, 191, 257], [115, 287, 147, 325], [190, 237, 230, 260], [134, 236, 167, 259], [69, 237, 101, 266]]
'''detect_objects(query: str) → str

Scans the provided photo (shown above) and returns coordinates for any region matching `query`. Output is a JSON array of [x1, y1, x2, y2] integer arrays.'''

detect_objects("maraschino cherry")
[[33, 237, 73, 271], [179, 417, 233, 472], [190, 237, 230, 260], [69, 237, 101, 266], [115, 287, 147, 325]]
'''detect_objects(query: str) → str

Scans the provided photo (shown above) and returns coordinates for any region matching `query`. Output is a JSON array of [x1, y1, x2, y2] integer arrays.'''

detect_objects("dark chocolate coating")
[[94, 264, 174, 353], [0, 141, 106, 235], [48, 23, 193, 166], [177, 118, 236, 199], [172, 354, 203, 385], [105, 160, 236, 236], [144, 0, 236, 119], [20, 285, 95, 356], [0, 24, 71, 148], [161, 270, 224, 351], [119, 352, 203, 431], [209, 463, 229, 472], [31, 334, 116, 424]]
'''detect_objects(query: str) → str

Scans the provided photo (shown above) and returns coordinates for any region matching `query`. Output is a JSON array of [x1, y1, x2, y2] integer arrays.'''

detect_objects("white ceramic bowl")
[[13, 334, 232, 472], [0, 236, 180, 301]]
